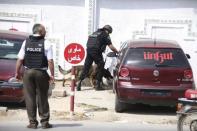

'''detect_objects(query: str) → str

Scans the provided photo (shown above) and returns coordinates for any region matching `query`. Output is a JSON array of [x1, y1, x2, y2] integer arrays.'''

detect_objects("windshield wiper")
[[154, 64, 177, 67]]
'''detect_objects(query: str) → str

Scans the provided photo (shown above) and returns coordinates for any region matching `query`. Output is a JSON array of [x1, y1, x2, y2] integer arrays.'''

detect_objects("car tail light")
[[184, 70, 192, 79], [120, 68, 129, 77], [184, 89, 197, 99], [182, 69, 193, 82], [119, 67, 130, 81]]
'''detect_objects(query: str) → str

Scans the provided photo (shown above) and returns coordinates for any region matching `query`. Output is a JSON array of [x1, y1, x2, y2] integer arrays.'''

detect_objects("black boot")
[[77, 80, 82, 91], [95, 80, 104, 91]]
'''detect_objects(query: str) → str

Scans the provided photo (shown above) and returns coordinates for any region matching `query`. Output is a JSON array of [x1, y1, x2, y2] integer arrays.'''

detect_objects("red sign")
[[64, 43, 85, 64]]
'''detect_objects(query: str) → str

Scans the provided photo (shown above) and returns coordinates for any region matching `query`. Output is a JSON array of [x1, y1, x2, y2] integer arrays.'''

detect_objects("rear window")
[[123, 48, 190, 67], [0, 39, 23, 59]]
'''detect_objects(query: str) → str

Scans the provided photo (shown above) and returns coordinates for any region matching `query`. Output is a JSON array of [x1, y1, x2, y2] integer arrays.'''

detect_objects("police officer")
[[15, 24, 54, 129], [77, 25, 119, 91]]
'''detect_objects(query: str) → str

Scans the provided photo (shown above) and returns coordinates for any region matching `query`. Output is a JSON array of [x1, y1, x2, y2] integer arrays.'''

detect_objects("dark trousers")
[[23, 69, 50, 124], [80, 48, 104, 82]]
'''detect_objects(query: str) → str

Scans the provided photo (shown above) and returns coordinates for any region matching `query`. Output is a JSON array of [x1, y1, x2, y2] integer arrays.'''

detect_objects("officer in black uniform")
[[15, 24, 54, 129], [77, 25, 119, 91]]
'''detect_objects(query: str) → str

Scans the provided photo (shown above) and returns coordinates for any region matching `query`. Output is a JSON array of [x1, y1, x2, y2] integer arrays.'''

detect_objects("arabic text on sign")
[[144, 51, 173, 63]]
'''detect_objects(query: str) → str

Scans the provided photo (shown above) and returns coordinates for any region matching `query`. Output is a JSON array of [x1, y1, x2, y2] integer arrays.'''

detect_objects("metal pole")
[[70, 66, 75, 115]]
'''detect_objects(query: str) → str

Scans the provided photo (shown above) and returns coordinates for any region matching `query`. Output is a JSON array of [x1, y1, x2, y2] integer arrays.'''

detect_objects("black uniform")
[[23, 35, 50, 126], [78, 28, 112, 90]]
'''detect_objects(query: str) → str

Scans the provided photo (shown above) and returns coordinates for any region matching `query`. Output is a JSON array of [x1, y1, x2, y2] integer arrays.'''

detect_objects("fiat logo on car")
[[153, 70, 159, 77]]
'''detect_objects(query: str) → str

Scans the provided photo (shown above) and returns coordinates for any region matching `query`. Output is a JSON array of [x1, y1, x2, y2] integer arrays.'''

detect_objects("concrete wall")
[[0, 0, 197, 83], [97, 0, 197, 46], [0, 1, 87, 78], [96, 0, 197, 86]]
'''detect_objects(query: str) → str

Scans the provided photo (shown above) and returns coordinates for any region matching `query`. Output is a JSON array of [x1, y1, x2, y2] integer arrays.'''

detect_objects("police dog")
[[58, 65, 113, 88], [58, 65, 94, 87]]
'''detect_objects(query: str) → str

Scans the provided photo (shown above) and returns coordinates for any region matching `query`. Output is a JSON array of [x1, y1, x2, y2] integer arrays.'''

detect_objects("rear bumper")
[[0, 83, 24, 103], [116, 83, 192, 106], [119, 97, 177, 106]]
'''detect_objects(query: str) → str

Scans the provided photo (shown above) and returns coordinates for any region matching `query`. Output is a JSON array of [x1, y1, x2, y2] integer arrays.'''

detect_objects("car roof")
[[0, 30, 29, 40], [127, 39, 181, 49]]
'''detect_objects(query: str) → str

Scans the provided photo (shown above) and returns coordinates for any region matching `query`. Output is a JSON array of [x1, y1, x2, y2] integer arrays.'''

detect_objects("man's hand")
[[108, 44, 119, 54], [15, 59, 23, 80], [48, 59, 54, 83], [115, 50, 120, 54], [49, 75, 55, 83], [15, 72, 21, 80]]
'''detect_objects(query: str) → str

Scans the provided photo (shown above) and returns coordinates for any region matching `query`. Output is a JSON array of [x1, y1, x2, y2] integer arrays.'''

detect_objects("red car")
[[113, 39, 194, 112], [0, 30, 28, 104]]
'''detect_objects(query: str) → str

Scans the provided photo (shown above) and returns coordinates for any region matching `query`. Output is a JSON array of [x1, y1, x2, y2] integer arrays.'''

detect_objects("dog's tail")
[[58, 65, 71, 75]]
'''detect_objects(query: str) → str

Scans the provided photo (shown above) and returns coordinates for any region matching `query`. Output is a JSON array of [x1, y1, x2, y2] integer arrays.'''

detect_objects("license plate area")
[[141, 89, 171, 97]]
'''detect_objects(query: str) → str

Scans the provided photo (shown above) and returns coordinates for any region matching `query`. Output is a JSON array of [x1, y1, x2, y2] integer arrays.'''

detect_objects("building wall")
[[0, 0, 197, 83], [97, 0, 197, 46], [96, 0, 197, 86], [0, 1, 87, 79]]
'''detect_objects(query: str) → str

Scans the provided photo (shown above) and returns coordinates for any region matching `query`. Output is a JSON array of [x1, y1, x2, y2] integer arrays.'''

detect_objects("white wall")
[[97, 0, 197, 47], [0, 1, 87, 79], [0, 0, 197, 82], [97, 0, 197, 86]]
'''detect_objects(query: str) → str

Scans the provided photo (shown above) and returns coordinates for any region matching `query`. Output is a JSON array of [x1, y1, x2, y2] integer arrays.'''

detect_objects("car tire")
[[115, 95, 127, 113], [177, 110, 197, 131]]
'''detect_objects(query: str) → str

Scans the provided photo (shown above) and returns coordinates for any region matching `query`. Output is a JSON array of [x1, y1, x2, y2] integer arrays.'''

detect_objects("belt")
[[25, 67, 47, 71]]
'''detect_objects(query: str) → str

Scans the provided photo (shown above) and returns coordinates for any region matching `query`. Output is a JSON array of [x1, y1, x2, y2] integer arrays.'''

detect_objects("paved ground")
[[0, 81, 178, 125], [0, 121, 176, 131]]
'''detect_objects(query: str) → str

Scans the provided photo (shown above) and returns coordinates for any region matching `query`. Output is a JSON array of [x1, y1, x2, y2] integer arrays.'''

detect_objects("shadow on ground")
[[123, 104, 176, 116], [0, 102, 26, 110]]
